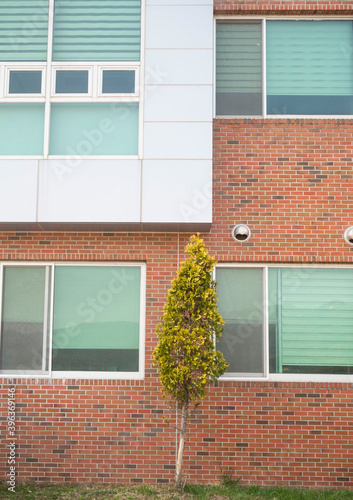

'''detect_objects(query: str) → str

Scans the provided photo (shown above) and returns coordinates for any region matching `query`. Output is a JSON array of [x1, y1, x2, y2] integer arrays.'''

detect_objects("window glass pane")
[[216, 268, 264, 375], [53, 0, 141, 62], [52, 266, 141, 372], [55, 70, 88, 94], [9, 71, 42, 94], [0, 1, 49, 61], [0, 267, 47, 372], [267, 21, 353, 115], [49, 103, 139, 155], [269, 268, 353, 374], [0, 104, 45, 155], [216, 23, 262, 115], [102, 70, 135, 94]]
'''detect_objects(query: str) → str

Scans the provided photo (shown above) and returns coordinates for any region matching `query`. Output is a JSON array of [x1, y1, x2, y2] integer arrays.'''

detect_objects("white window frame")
[[214, 15, 353, 120], [0, 262, 146, 380], [3, 64, 47, 99], [98, 65, 140, 98], [216, 263, 353, 383], [0, 0, 145, 159]]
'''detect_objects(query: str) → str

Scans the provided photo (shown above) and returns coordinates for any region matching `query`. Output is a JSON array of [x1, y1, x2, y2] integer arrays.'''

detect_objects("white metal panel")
[[145, 6, 213, 49], [145, 49, 213, 86], [143, 122, 212, 159], [38, 159, 141, 222], [144, 85, 212, 122], [0, 160, 38, 222], [142, 159, 212, 223]]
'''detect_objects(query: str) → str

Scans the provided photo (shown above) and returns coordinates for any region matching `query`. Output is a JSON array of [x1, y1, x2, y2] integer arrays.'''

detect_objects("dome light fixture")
[[344, 226, 353, 246], [231, 224, 251, 243]]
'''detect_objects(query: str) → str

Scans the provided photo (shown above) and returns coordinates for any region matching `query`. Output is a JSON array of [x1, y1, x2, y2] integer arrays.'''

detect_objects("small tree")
[[153, 235, 228, 488]]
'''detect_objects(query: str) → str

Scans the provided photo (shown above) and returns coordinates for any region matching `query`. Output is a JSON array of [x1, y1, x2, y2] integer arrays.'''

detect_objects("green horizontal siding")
[[0, 1, 49, 61], [267, 21, 353, 96], [216, 23, 262, 93], [53, 0, 141, 61], [276, 269, 353, 367]]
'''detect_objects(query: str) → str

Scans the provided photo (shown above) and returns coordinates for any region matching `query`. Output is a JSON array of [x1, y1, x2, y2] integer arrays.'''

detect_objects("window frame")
[[0, 262, 146, 380], [0, 0, 145, 160], [214, 15, 353, 119], [216, 263, 353, 383]]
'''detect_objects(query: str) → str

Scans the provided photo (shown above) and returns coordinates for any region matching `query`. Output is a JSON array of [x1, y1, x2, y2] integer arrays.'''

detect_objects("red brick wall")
[[0, 216, 352, 487], [214, 0, 353, 15], [211, 119, 353, 263]]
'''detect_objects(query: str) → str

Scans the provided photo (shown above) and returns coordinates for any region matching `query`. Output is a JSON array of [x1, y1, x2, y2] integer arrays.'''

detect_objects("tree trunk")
[[175, 400, 188, 489]]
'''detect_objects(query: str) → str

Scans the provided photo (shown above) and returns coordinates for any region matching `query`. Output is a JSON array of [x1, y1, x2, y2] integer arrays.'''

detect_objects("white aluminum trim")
[[4, 66, 47, 98], [52, 66, 93, 96], [262, 19, 267, 117], [138, 0, 146, 159], [263, 266, 268, 378], [42, 266, 50, 374]]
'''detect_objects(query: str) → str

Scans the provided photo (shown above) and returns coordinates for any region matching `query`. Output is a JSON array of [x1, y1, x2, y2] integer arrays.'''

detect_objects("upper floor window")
[[216, 19, 353, 117], [0, 0, 141, 157]]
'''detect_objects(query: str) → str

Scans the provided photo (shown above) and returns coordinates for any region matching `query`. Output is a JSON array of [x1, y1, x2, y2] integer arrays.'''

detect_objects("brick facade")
[[1, 0, 353, 490]]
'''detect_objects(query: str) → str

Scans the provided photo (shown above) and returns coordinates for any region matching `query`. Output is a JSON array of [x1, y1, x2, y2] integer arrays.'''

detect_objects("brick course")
[[2, 0, 353, 485], [0, 216, 353, 487], [214, 0, 353, 15]]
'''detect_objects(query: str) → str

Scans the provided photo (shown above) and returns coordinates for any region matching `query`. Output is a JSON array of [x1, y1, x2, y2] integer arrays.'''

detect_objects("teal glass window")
[[216, 267, 353, 377], [9, 71, 42, 94], [55, 70, 89, 94], [269, 268, 353, 375], [267, 21, 353, 115], [0, 264, 143, 376], [216, 268, 264, 375], [216, 20, 353, 116], [0, 0, 142, 156], [0, 1, 49, 61], [216, 22, 262, 116], [0, 104, 45, 155], [0, 267, 48, 373], [52, 0, 141, 62], [102, 70, 135, 94], [49, 103, 139, 156], [52, 266, 141, 372]]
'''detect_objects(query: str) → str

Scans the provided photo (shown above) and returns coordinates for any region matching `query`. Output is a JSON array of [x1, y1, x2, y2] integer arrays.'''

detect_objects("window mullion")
[[48, 264, 55, 377], [43, 0, 55, 158], [263, 266, 269, 378], [262, 18, 267, 117], [42, 266, 51, 374]]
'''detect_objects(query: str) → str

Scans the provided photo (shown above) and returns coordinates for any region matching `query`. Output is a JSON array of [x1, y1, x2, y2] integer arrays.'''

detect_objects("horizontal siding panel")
[[278, 269, 353, 368], [0, 0, 49, 61], [216, 23, 262, 93], [53, 0, 141, 61], [267, 20, 353, 96]]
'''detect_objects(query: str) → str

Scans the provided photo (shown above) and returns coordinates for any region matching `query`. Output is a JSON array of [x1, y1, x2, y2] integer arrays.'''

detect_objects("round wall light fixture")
[[231, 224, 251, 243], [344, 226, 353, 245]]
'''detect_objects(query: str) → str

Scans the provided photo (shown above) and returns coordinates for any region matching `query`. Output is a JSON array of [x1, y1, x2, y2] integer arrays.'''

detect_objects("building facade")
[[0, 0, 353, 488]]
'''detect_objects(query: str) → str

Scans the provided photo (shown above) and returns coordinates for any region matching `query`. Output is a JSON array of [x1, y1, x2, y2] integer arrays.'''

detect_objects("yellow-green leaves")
[[153, 235, 228, 409]]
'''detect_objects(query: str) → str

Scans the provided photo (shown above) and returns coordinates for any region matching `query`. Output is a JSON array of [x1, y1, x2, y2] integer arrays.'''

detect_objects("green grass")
[[0, 483, 353, 500]]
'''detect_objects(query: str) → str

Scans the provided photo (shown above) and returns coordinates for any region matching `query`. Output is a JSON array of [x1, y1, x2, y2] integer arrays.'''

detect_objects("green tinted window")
[[52, 266, 141, 372]]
